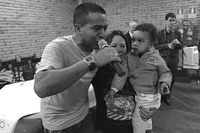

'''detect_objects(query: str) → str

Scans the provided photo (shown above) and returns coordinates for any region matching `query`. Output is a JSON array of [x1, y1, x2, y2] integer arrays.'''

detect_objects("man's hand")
[[159, 82, 170, 95], [93, 47, 121, 67], [139, 106, 157, 121], [171, 39, 182, 49], [168, 43, 174, 49]]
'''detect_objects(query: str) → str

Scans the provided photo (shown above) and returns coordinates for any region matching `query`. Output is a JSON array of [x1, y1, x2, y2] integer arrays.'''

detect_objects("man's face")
[[77, 12, 108, 52], [166, 17, 176, 30], [130, 22, 137, 34]]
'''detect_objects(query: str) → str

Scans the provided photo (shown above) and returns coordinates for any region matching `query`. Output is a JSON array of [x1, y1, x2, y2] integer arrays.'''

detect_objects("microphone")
[[98, 39, 126, 77]]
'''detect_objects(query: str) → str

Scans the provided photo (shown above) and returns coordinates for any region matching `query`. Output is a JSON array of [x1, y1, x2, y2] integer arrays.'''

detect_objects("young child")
[[107, 23, 172, 133]]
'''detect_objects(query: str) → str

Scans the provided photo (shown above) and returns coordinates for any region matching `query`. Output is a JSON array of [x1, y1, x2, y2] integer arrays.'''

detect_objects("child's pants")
[[132, 92, 161, 133]]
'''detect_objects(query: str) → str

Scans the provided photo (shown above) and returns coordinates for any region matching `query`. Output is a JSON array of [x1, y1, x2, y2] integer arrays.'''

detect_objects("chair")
[[1, 58, 18, 80], [0, 58, 19, 86], [20, 54, 37, 81]]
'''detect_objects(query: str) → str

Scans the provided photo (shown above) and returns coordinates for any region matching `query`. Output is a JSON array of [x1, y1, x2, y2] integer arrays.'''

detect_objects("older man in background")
[[125, 21, 138, 52]]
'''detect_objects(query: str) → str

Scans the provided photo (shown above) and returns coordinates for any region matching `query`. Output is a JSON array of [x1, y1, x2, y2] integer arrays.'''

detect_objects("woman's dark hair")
[[73, 2, 106, 26], [134, 23, 157, 44], [165, 12, 176, 20], [105, 30, 128, 53]]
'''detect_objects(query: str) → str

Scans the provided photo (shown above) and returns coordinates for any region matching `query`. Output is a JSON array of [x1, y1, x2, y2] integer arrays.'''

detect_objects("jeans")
[[44, 113, 95, 133]]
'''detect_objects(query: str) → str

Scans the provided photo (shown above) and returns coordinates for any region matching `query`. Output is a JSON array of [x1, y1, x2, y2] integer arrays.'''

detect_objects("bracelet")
[[111, 87, 119, 93]]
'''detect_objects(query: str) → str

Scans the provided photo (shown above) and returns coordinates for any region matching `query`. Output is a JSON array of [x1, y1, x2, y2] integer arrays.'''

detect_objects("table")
[[0, 80, 96, 133]]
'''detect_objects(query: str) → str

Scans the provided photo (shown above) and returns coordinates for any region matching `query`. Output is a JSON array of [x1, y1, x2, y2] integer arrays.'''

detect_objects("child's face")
[[132, 30, 151, 54]]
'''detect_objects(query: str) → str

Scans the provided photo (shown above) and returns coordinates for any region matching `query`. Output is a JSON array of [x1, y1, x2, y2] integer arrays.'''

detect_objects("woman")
[[92, 30, 134, 133]]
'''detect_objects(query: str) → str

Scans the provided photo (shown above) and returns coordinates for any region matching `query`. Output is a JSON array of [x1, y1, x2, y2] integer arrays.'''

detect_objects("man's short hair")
[[73, 2, 106, 26], [165, 12, 176, 20]]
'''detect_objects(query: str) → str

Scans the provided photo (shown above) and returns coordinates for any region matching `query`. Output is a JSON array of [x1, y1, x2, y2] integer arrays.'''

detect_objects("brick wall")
[[1, 0, 200, 61], [0, 0, 76, 61], [84, 0, 200, 35]]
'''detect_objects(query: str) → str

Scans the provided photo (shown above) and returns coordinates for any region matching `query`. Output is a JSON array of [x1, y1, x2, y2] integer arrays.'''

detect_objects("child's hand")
[[139, 106, 157, 121], [160, 82, 170, 95]]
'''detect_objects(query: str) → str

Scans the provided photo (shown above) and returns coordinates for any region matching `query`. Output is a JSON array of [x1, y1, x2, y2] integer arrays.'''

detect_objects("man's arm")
[[34, 61, 89, 98], [155, 30, 170, 50], [154, 30, 179, 50], [174, 30, 184, 49], [34, 47, 120, 98], [154, 42, 169, 51]]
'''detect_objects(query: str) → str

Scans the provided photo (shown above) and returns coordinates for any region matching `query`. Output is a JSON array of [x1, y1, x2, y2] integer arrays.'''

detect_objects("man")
[[125, 21, 138, 52], [34, 2, 121, 133], [155, 12, 183, 106]]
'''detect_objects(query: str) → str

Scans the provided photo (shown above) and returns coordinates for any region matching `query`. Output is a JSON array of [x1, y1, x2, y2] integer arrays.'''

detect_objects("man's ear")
[[74, 23, 82, 35]]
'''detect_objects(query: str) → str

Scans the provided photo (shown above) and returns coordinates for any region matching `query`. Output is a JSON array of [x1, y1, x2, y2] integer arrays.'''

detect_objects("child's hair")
[[134, 23, 157, 44]]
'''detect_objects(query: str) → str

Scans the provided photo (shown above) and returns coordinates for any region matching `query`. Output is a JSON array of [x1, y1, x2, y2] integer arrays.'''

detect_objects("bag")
[[105, 93, 135, 121]]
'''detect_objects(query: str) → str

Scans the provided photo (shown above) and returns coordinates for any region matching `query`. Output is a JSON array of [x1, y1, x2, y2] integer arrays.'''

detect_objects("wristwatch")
[[83, 55, 97, 71]]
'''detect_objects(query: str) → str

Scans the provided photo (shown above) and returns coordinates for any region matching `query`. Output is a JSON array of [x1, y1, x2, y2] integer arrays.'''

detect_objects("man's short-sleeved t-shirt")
[[36, 35, 96, 130]]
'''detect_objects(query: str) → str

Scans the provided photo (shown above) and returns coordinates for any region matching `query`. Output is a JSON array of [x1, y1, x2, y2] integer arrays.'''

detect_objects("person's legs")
[[168, 56, 179, 91], [133, 92, 160, 133], [103, 119, 133, 133], [162, 56, 179, 105], [146, 129, 154, 133], [132, 105, 152, 133], [44, 125, 79, 133], [80, 112, 95, 133]]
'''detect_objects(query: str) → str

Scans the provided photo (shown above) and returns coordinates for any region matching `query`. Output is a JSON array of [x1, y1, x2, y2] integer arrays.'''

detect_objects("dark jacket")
[[155, 29, 183, 57], [125, 32, 132, 53], [91, 64, 134, 133]]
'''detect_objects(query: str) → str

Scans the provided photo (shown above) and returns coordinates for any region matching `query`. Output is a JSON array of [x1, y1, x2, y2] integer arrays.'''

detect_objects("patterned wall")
[[1, 0, 200, 61]]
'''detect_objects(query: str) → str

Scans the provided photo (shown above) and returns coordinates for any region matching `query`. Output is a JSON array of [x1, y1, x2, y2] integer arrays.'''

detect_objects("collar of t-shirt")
[[165, 27, 174, 35]]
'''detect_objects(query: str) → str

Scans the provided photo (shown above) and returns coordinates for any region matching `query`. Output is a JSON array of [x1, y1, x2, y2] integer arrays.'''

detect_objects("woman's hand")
[[105, 89, 116, 99], [104, 89, 116, 104], [139, 106, 157, 121]]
